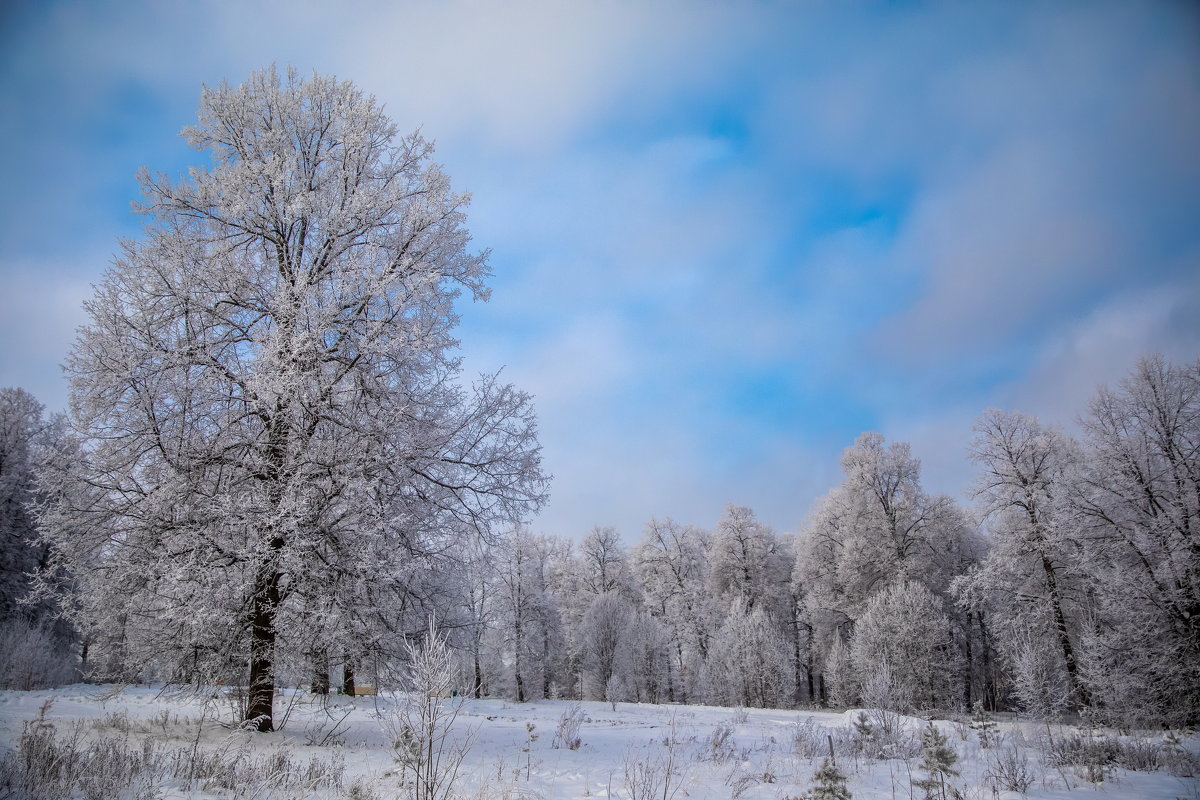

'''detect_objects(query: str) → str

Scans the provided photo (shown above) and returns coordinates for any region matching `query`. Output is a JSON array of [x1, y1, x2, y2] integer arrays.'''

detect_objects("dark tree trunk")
[[513, 588, 525, 702], [247, 547, 282, 732], [310, 649, 329, 694], [473, 651, 483, 699], [542, 625, 552, 700], [805, 638, 815, 704], [792, 616, 805, 707], [963, 616, 974, 709], [1041, 555, 1091, 709], [977, 611, 997, 711], [343, 661, 355, 697]]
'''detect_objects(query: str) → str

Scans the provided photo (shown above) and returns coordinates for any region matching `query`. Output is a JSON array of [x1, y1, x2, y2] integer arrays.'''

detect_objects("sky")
[[1, 1, 1198, 541]]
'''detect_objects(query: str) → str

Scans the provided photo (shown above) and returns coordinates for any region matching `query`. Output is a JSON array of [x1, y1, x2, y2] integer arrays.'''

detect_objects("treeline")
[[439, 354, 1200, 727], [2, 355, 1197, 728]]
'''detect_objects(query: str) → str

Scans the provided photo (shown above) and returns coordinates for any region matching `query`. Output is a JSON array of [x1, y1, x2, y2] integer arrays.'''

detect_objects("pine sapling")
[[803, 757, 852, 800], [968, 700, 997, 748], [852, 711, 874, 740], [912, 722, 959, 800]]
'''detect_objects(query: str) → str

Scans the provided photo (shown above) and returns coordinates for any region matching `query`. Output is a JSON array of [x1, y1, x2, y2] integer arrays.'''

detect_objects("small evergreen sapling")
[[913, 723, 959, 800], [968, 700, 997, 748], [852, 712, 874, 739], [802, 757, 851, 800]]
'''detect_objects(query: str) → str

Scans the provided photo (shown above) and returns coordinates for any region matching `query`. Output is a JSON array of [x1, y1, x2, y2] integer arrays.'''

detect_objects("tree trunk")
[[963, 617, 973, 709], [673, 641, 685, 704], [792, 612, 807, 707], [542, 624, 552, 700], [514, 608, 525, 702], [247, 550, 282, 731], [805, 634, 816, 704], [343, 661, 356, 697], [1041, 555, 1091, 709], [977, 611, 996, 711], [310, 649, 329, 694]]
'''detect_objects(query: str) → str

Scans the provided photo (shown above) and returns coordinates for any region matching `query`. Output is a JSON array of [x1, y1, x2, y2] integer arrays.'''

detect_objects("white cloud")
[[879, 265, 1200, 509], [1005, 269, 1200, 429], [0, 264, 94, 412]]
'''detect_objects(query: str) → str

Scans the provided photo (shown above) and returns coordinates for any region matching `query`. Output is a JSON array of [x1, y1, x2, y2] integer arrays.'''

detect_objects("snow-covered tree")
[[0, 388, 47, 621], [576, 526, 637, 601], [38, 67, 547, 730], [912, 722, 959, 800], [578, 590, 634, 701], [953, 409, 1092, 712], [0, 388, 78, 687], [490, 528, 564, 701], [622, 609, 672, 703], [850, 580, 961, 712], [705, 597, 794, 708], [796, 432, 973, 707], [1075, 355, 1200, 725], [708, 503, 791, 617], [631, 518, 714, 702]]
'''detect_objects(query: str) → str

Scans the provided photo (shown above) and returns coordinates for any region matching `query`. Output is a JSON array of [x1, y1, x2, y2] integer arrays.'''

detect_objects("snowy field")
[[1, 685, 1197, 799]]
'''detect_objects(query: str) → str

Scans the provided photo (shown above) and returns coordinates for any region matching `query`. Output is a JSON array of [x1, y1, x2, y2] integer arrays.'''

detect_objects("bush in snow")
[[552, 702, 585, 750], [983, 745, 1034, 794], [385, 619, 474, 800]]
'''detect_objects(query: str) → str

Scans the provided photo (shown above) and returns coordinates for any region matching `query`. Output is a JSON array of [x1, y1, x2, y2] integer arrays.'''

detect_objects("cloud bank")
[[2, 1, 1197, 538]]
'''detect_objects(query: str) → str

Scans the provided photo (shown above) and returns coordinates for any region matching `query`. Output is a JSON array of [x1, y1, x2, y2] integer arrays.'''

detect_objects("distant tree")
[[850, 580, 960, 711], [498, 530, 571, 701], [705, 597, 793, 708], [708, 503, 790, 617], [452, 536, 497, 699], [631, 518, 714, 702], [577, 526, 637, 601], [954, 409, 1092, 712], [0, 388, 47, 621], [0, 388, 78, 688], [38, 67, 547, 730], [579, 590, 634, 700], [1074, 355, 1200, 725], [623, 609, 672, 703], [797, 432, 974, 707]]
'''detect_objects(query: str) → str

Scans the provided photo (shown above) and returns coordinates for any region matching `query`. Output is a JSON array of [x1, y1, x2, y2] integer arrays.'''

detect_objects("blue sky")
[[2, 1, 1198, 540]]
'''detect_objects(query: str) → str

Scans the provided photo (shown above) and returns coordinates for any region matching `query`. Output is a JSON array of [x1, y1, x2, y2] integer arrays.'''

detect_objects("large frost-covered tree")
[[1075, 356, 1200, 724], [38, 67, 547, 730], [796, 432, 973, 705], [708, 503, 790, 617], [954, 409, 1092, 713], [850, 580, 960, 712], [631, 518, 714, 702]]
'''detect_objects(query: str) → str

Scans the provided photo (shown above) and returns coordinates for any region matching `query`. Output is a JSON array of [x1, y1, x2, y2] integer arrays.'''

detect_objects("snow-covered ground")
[[1, 685, 1196, 799]]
